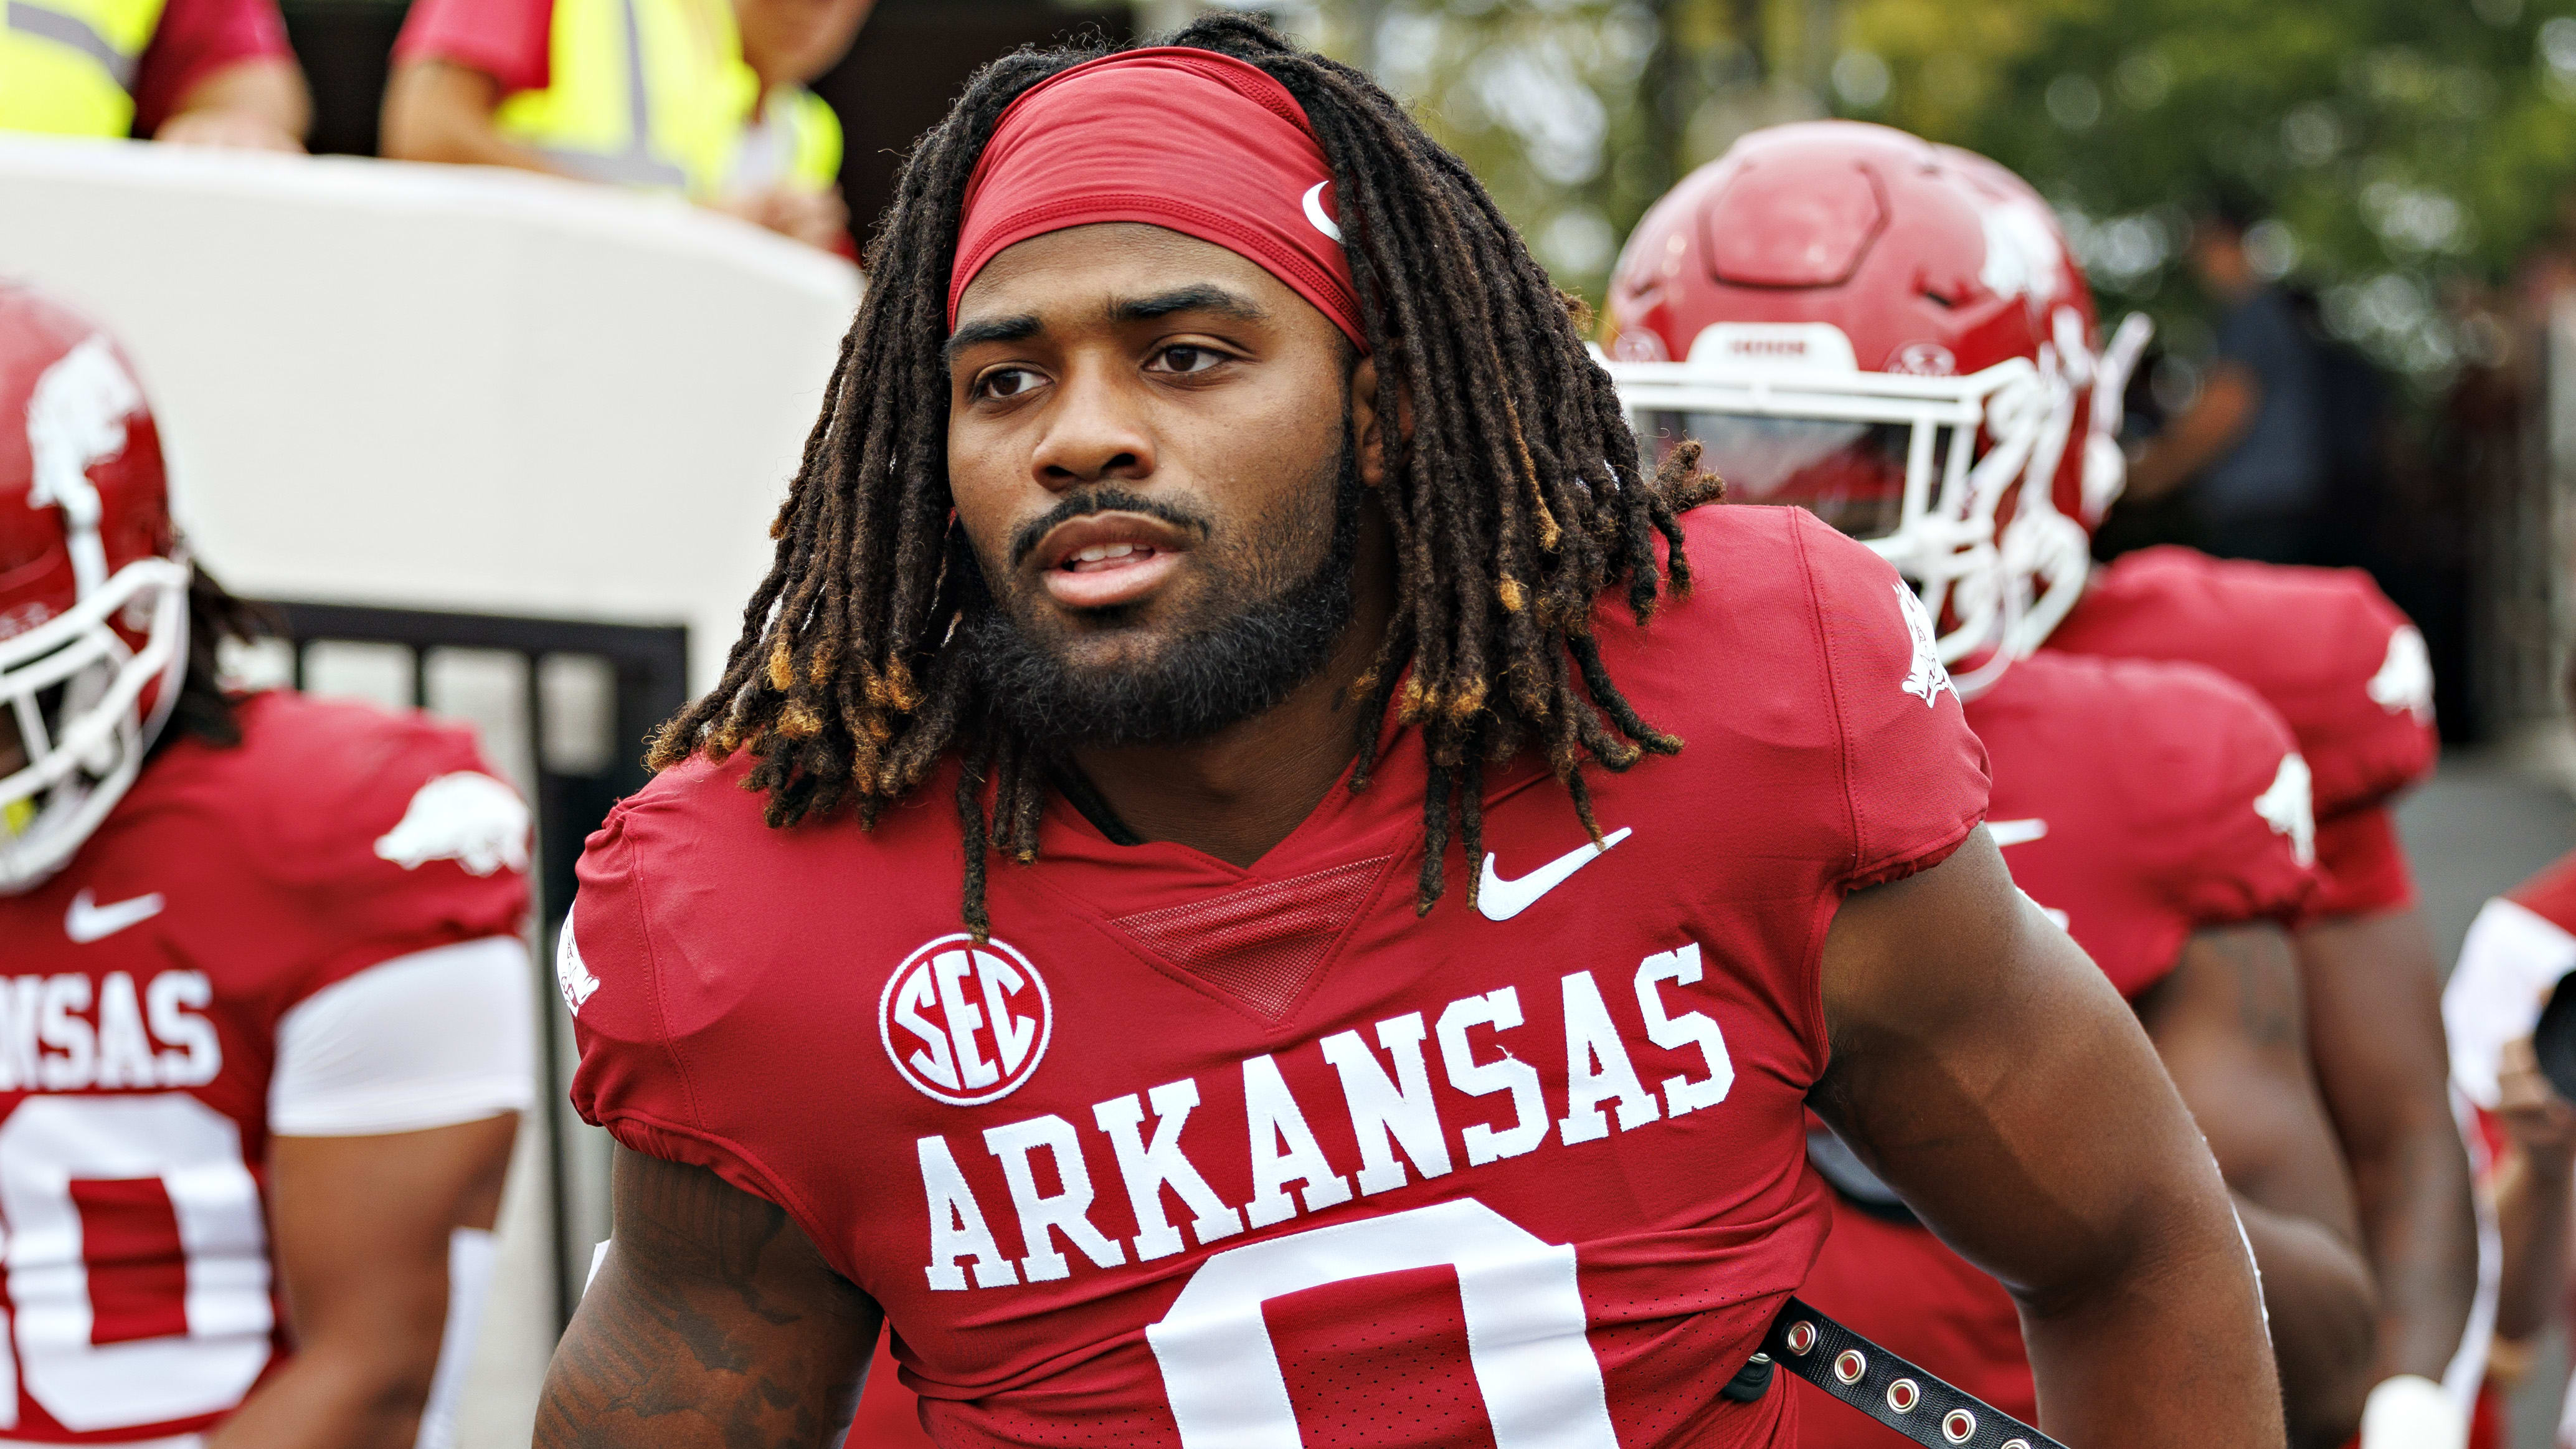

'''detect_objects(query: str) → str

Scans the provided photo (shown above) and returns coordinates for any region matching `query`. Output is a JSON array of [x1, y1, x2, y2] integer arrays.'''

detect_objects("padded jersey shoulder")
[[1993, 650, 2316, 924], [2045, 546, 2434, 815], [1596, 503, 1989, 889]]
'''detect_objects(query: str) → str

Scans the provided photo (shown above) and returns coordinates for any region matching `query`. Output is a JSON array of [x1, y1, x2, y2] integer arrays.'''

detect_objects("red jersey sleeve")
[[232, 695, 532, 1007], [1789, 509, 1991, 890], [129, 0, 294, 136], [2125, 665, 2321, 929], [563, 772, 823, 1238], [2048, 548, 2437, 818], [391, 0, 556, 95], [2306, 804, 2417, 918]]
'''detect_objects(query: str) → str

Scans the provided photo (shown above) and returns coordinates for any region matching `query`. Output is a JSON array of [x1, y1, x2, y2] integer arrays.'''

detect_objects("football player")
[[0, 282, 536, 1448], [537, 19, 2285, 1449], [1602, 123, 2379, 1447], [2006, 163, 2472, 1449]]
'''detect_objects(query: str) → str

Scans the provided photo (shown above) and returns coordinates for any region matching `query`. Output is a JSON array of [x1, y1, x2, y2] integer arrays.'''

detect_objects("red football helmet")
[[1601, 121, 2144, 672], [0, 282, 191, 892]]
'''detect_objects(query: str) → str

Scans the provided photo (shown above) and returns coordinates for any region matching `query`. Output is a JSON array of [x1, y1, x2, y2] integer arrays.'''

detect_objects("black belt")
[[1735, 1298, 2071, 1449]]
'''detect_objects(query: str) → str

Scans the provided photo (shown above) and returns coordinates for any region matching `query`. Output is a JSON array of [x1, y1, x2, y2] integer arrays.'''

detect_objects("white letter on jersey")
[[1147, 1199, 1617, 1449], [0, 979, 40, 1091], [1095, 1081, 1244, 1262], [93, 973, 156, 1089], [1437, 989, 1548, 1167], [982, 1116, 1126, 1282], [1559, 972, 1659, 1146], [146, 972, 220, 1088], [1240, 1055, 1352, 1228], [1632, 945, 1734, 1117], [1320, 1012, 1453, 1195], [917, 1135, 1017, 1291], [37, 976, 93, 1091]]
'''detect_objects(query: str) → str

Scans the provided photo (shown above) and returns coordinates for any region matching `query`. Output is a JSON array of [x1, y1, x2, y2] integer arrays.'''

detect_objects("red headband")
[[947, 47, 1368, 352]]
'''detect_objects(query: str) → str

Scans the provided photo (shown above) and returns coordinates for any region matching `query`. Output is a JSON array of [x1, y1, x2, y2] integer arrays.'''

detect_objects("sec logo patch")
[[879, 934, 1053, 1106]]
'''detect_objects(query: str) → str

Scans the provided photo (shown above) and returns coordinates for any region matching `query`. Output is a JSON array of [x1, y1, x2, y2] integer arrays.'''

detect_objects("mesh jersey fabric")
[[563, 501, 1989, 1449], [0, 691, 529, 1442], [1793, 647, 2320, 1449], [2043, 545, 2436, 916]]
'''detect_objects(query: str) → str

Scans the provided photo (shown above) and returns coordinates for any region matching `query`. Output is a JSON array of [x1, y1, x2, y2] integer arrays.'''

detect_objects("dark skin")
[[2135, 924, 2375, 1449], [536, 224, 2283, 1447], [2293, 905, 2479, 1384]]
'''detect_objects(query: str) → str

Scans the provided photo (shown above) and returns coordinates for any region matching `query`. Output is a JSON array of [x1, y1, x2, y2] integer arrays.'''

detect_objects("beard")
[[961, 423, 1363, 751]]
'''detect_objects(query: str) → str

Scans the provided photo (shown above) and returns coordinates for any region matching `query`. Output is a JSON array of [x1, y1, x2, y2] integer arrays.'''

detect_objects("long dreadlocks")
[[648, 16, 1720, 938]]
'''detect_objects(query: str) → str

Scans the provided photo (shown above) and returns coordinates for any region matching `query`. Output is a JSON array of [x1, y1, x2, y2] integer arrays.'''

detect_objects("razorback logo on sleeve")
[[2367, 625, 2435, 724], [374, 772, 531, 877], [2255, 753, 2317, 867]]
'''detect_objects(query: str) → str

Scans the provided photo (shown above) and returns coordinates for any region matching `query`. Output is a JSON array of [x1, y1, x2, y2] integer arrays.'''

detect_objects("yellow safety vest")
[[777, 85, 840, 192], [494, 0, 755, 201], [729, 84, 840, 194], [0, 0, 167, 138]]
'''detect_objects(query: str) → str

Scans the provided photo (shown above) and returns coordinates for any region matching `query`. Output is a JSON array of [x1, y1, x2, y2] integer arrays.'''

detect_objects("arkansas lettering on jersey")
[[564, 504, 1991, 1449], [1794, 650, 2319, 1449], [0, 691, 528, 1443], [2043, 545, 2437, 917]]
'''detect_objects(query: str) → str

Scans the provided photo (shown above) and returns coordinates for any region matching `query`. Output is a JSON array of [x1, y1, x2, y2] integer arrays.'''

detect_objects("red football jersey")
[[1794, 650, 2319, 1448], [2043, 546, 2436, 918], [564, 504, 1991, 1449], [0, 691, 528, 1442]]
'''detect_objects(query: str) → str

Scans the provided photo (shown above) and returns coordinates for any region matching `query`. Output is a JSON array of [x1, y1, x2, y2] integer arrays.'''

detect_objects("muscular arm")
[[380, 59, 569, 176], [2136, 923, 2376, 1447], [209, 1114, 518, 1449], [1812, 829, 2282, 1448], [536, 1148, 879, 1447], [2294, 905, 2478, 1382]]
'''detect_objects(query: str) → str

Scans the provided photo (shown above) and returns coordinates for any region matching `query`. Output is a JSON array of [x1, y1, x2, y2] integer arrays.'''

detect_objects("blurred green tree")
[[1327, 0, 2576, 377]]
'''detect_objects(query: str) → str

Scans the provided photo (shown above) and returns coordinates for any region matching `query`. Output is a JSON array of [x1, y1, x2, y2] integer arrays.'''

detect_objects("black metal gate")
[[255, 600, 687, 1327]]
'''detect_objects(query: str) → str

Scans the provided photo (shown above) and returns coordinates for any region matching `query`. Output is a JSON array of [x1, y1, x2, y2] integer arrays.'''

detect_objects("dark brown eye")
[[1154, 346, 1222, 374]]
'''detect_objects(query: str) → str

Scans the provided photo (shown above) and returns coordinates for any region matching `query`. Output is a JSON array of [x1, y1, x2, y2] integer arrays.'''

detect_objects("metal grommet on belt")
[[1885, 1378, 1920, 1413], [1942, 1409, 1976, 1443], [2002, 1440, 2034, 1449], [1833, 1349, 1867, 1385], [1784, 1321, 1819, 1356]]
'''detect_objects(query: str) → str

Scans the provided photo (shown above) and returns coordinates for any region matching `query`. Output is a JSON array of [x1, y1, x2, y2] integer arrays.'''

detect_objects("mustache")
[[1007, 487, 1212, 569]]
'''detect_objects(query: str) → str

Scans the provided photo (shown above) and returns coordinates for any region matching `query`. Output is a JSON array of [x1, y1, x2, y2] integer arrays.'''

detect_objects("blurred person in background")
[[0, 0, 307, 150], [0, 282, 532, 1449], [726, 0, 871, 254], [378, 0, 845, 250], [2126, 198, 2330, 566], [2443, 651, 2576, 1448]]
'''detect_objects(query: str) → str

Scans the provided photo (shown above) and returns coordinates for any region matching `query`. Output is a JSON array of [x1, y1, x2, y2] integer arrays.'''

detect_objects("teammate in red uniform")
[[536, 21, 2283, 1448], [0, 283, 534, 1448], [2009, 202, 2472, 1449], [1601, 123, 2379, 1447]]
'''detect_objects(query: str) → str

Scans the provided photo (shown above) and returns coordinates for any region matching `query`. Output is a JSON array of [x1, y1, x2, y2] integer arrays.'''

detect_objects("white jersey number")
[[0, 1094, 273, 1430], [1147, 1199, 1616, 1448]]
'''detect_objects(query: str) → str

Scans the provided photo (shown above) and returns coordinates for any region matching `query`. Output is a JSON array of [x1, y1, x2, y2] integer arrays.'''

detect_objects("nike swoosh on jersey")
[[65, 888, 165, 943], [1987, 818, 2048, 847], [1477, 827, 1632, 923]]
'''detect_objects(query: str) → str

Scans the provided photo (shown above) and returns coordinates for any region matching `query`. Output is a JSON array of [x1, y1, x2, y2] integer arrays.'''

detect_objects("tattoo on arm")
[[536, 1149, 878, 1448]]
